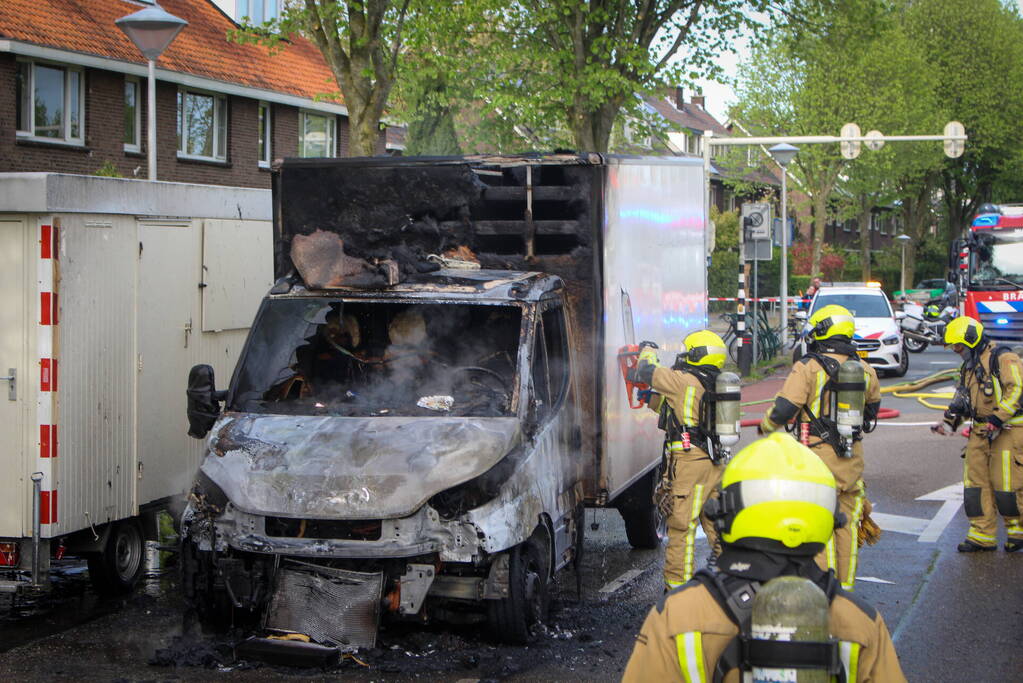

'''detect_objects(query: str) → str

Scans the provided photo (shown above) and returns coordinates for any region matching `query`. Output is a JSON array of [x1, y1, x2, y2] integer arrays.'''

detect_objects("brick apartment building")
[[0, 0, 392, 189]]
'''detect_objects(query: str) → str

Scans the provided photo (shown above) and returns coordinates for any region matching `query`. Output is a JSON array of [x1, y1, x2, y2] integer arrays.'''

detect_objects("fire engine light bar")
[[972, 214, 999, 227]]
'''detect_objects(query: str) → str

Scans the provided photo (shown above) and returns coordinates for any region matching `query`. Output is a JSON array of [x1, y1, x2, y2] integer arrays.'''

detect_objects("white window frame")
[[124, 76, 141, 153], [15, 58, 85, 146], [258, 101, 271, 168], [299, 110, 337, 158], [239, 0, 280, 23], [177, 87, 228, 162]]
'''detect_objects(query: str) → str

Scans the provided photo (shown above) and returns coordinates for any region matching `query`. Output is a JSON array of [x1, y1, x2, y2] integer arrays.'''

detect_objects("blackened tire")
[[88, 519, 144, 594], [619, 468, 667, 550], [487, 538, 550, 644], [180, 539, 234, 630]]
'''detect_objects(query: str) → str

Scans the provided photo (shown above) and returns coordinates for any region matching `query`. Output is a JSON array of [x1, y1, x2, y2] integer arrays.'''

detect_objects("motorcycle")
[[900, 302, 957, 352]]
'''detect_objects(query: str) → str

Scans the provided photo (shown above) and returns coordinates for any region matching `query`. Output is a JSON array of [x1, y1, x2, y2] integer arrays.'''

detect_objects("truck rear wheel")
[[487, 538, 549, 644], [87, 519, 144, 594], [619, 468, 667, 550]]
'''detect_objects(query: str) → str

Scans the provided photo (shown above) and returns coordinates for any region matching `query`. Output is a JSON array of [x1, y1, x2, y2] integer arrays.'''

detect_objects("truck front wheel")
[[487, 538, 549, 644], [619, 468, 667, 550]]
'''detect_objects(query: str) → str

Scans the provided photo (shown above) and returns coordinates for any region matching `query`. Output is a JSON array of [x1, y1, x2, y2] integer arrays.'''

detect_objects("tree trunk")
[[858, 195, 872, 282], [570, 99, 620, 154]]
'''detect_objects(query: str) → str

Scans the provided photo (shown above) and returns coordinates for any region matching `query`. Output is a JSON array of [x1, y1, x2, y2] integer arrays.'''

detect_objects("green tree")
[[233, 0, 421, 157], [478, 1, 769, 153], [904, 0, 1023, 235]]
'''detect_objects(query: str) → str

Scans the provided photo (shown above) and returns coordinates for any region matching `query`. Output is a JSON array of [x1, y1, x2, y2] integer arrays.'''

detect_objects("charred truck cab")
[[181, 154, 707, 647]]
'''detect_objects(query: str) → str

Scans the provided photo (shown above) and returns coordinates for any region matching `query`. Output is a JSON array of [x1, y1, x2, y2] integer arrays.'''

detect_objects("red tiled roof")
[[645, 96, 730, 136], [0, 0, 343, 105]]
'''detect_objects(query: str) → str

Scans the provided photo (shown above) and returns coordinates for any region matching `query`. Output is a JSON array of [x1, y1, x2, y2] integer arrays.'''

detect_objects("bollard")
[[30, 472, 44, 587], [737, 332, 754, 376], [749, 576, 834, 682]]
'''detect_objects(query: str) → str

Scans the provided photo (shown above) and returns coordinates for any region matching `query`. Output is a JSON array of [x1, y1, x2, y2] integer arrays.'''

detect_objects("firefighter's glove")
[[930, 420, 953, 436], [757, 416, 774, 436], [638, 347, 660, 367], [985, 415, 1004, 442]]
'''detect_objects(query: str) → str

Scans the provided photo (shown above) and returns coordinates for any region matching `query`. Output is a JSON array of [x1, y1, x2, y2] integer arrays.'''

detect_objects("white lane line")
[[918, 500, 962, 543], [857, 576, 895, 585], [876, 421, 946, 426], [871, 512, 929, 536], [598, 568, 645, 595], [929, 361, 959, 365]]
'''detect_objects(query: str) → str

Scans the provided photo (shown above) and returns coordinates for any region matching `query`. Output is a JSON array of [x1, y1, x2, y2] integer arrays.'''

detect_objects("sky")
[[691, 14, 762, 123]]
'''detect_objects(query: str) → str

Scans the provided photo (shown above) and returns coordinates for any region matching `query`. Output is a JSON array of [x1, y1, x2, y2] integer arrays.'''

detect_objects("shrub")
[[93, 161, 123, 178]]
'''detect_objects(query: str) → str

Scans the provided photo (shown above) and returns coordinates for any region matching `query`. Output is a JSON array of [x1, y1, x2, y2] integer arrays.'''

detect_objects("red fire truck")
[[952, 204, 1023, 343]]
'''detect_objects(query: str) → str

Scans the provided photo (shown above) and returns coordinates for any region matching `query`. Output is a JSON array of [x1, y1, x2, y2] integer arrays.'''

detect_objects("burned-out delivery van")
[[181, 154, 707, 648]]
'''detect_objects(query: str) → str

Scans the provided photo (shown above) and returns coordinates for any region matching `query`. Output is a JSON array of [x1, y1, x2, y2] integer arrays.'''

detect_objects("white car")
[[796, 284, 908, 377]]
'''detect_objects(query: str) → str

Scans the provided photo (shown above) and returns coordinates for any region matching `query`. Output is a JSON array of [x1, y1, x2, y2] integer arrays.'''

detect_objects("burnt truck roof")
[[272, 269, 564, 303], [271, 153, 605, 290]]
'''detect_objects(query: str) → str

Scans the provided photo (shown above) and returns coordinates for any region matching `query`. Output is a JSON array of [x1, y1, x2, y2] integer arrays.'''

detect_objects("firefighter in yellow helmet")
[[632, 330, 736, 589], [757, 304, 881, 590], [623, 432, 906, 682], [931, 315, 1023, 552]]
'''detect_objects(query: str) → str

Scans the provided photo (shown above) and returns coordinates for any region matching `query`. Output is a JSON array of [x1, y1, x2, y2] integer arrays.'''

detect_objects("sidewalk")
[[739, 368, 787, 419]]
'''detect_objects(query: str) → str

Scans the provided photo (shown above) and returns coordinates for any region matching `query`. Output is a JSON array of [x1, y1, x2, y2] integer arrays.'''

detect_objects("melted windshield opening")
[[231, 299, 522, 417]]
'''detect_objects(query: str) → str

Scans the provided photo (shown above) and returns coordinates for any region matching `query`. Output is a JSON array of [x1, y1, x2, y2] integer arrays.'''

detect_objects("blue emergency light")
[[972, 214, 999, 227], [996, 317, 1009, 325]]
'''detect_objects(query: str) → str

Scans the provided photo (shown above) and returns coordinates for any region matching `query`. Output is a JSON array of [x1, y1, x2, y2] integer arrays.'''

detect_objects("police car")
[[795, 282, 909, 377]]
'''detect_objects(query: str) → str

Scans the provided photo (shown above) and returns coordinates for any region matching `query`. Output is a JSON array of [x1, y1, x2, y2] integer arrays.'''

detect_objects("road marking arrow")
[[916, 484, 962, 543], [871, 512, 929, 536]]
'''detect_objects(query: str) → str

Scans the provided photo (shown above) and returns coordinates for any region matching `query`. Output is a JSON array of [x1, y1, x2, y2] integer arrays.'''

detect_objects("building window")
[[239, 0, 280, 22], [299, 111, 336, 158], [124, 77, 141, 152], [177, 88, 228, 161], [15, 60, 85, 145], [258, 102, 271, 168]]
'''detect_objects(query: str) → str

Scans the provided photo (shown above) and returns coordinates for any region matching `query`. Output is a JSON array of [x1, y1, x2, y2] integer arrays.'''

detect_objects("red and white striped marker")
[[36, 221, 58, 525]]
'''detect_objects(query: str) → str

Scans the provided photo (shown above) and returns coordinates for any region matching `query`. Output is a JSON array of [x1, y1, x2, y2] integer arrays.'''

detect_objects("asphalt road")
[[1, 344, 1021, 681]]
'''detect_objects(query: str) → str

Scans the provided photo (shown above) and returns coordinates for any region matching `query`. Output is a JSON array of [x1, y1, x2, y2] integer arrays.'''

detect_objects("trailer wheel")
[[88, 520, 144, 594], [619, 468, 667, 550], [487, 538, 549, 644]]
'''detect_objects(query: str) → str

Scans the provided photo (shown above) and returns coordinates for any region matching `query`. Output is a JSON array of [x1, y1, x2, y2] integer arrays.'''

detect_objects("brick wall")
[[0, 54, 363, 189]]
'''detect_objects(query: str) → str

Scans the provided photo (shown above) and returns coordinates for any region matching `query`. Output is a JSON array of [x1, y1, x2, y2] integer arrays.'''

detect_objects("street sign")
[[772, 216, 795, 248], [944, 121, 966, 158], [743, 238, 772, 262], [741, 202, 772, 240], [865, 129, 885, 151], [840, 122, 862, 159]]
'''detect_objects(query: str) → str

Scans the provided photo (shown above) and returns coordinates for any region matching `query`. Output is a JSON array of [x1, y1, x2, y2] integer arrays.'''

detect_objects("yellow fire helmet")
[[807, 304, 855, 341], [944, 315, 984, 349], [681, 329, 727, 369], [707, 432, 840, 555]]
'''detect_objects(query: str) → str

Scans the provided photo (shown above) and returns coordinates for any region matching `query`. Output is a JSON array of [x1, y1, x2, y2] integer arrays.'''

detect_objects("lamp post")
[[895, 233, 911, 294], [768, 143, 798, 345], [116, 5, 187, 182]]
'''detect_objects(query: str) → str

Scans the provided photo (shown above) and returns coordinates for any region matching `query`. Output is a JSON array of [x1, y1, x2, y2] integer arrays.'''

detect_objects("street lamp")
[[895, 233, 912, 294], [116, 5, 187, 182], [768, 143, 798, 342]]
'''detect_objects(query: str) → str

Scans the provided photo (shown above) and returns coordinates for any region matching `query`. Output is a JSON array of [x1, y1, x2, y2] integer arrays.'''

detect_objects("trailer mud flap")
[[264, 560, 383, 650]]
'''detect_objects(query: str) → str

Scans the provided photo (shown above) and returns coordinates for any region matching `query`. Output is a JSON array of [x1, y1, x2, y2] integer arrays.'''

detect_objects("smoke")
[[246, 302, 522, 418]]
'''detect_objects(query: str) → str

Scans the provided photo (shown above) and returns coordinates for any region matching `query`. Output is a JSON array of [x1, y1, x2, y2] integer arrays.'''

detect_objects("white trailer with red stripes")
[[0, 173, 272, 597]]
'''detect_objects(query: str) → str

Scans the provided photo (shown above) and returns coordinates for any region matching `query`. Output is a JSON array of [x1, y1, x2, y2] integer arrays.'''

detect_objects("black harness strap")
[[690, 568, 846, 683]]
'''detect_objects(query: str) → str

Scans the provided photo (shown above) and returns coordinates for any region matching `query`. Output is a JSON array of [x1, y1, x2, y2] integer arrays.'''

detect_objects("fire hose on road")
[[737, 368, 962, 427]]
